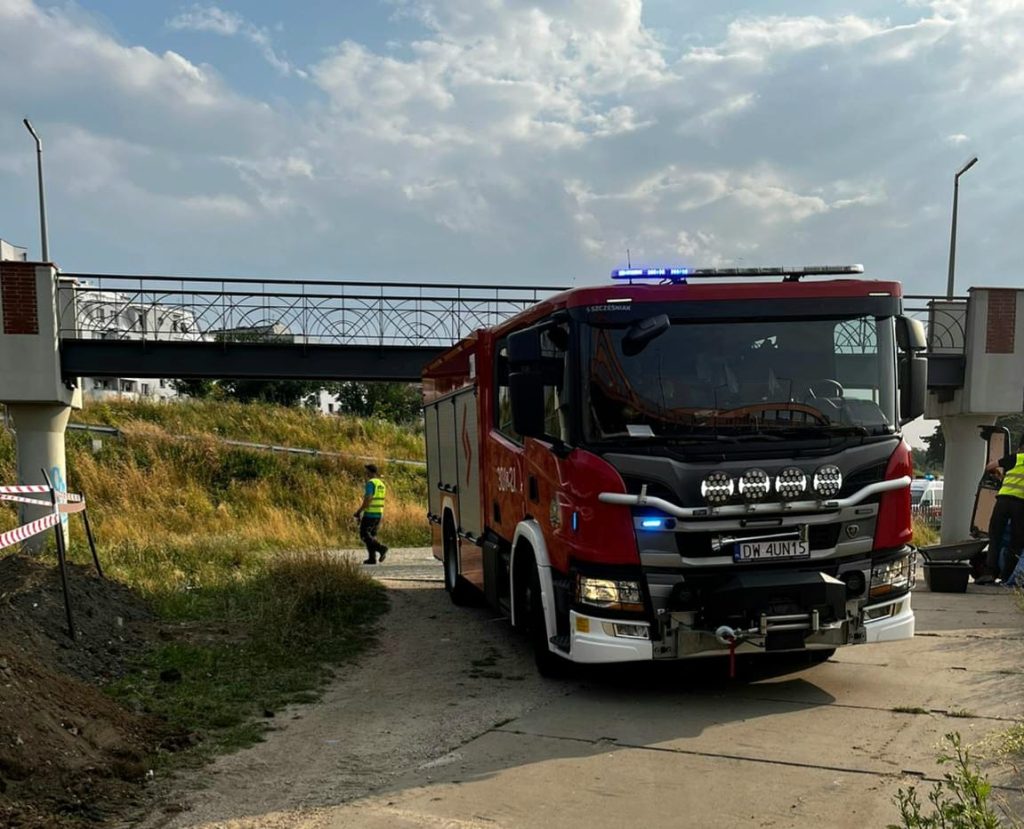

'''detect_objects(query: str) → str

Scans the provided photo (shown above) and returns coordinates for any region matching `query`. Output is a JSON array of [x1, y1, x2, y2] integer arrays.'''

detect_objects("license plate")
[[734, 538, 810, 563]]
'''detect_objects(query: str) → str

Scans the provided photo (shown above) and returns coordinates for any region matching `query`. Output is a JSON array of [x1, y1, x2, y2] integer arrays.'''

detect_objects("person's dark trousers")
[[359, 515, 386, 561], [986, 495, 1024, 579]]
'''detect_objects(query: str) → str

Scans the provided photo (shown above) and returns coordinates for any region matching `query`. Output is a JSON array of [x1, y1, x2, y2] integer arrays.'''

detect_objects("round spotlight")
[[774, 466, 807, 499], [813, 464, 843, 498], [700, 471, 735, 504], [738, 468, 771, 501]]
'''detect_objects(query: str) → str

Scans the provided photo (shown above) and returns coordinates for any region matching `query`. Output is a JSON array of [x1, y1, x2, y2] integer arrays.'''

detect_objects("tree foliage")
[[329, 382, 422, 424]]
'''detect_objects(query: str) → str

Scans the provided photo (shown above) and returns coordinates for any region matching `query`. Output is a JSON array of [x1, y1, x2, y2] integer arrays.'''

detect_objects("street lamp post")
[[22, 118, 49, 262], [946, 156, 978, 299]]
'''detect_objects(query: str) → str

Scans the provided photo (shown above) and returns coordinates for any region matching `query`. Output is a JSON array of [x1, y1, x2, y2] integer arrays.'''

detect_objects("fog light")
[[602, 622, 650, 639], [865, 603, 895, 621]]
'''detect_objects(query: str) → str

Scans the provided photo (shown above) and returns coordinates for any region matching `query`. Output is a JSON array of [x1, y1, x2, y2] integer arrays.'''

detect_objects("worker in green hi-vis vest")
[[354, 464, 389, 565]]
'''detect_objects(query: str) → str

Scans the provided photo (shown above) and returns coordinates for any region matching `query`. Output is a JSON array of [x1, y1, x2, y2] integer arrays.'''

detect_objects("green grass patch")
[[892, 705, 930, 715], [109, 552, 387, 765]]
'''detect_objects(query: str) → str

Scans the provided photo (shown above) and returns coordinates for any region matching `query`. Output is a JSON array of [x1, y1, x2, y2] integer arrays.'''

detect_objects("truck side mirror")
[[896, 316, 927, 352], [895, 315, 927, 425], [898, 354, 927, 424], [508, 327, 542, 367], [509, 371, 546, 438]]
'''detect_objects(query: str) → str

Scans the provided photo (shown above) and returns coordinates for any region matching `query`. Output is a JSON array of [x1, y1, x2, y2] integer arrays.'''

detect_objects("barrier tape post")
[[42, 468, 75, 640], [80, 491, 103, 579]]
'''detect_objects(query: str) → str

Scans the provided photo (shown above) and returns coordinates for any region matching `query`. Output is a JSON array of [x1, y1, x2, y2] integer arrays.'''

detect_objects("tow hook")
[[715, 626, 742, 679]]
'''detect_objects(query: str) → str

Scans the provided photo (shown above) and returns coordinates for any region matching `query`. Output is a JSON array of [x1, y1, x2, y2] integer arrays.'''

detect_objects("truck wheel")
[[806, 648, 836, 665], [523, 562, 573, 679], [443, 520, 474, 606]]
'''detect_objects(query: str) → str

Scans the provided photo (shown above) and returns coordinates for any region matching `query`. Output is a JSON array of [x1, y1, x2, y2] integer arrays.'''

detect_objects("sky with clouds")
[[0, 0, 1020, 296]]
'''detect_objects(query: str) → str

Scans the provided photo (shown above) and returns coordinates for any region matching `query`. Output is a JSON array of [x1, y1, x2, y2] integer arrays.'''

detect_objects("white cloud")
[[167, 4, 306, 78], [3, 0, 1024, 288]]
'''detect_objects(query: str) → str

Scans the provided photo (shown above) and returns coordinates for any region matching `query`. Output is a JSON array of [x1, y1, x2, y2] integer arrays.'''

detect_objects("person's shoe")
[[362, 558, 377, 565], [974, 574, 996, 585], [379, 546, 389, 563]]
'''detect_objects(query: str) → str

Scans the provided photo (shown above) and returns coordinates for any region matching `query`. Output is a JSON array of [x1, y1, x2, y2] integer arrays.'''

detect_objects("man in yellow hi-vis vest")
[[977, 443, 1024, 584], [354, 464, 389, 565]]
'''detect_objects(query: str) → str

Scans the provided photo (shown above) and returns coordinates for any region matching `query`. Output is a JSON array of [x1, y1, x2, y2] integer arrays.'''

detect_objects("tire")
[[806, 648, 836, 665], [521, 557, 573, 679], [443, 518, 475, 606]]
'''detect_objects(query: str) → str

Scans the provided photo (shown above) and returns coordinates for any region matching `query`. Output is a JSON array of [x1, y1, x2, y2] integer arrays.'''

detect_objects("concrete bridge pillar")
[[938, 414, 994, 544], [926, 288, 1024, 545], [8, 403, 71, 544], [0, 259, 80, 550]]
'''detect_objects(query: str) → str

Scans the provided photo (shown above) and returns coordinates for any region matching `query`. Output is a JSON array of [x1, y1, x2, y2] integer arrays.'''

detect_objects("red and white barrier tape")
[[1, 485, 88, 549], [0, 492, 53, 508], [0, 512, 61, 551]]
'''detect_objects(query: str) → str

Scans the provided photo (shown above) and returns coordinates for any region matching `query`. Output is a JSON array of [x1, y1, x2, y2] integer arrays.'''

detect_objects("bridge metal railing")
[[903, 294, 969, 354], [58, 274, 569, 348]]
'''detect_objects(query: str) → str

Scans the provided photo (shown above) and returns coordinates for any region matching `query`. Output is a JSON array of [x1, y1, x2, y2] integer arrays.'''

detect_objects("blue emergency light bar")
[[611, 264, 864, 282]]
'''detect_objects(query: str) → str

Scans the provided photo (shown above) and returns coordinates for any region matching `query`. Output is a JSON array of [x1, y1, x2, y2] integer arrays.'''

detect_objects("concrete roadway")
[[339, 549, 1024, 828]]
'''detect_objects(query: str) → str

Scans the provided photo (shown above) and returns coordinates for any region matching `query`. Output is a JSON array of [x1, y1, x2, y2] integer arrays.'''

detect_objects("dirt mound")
[[0, 555, 168, 828]]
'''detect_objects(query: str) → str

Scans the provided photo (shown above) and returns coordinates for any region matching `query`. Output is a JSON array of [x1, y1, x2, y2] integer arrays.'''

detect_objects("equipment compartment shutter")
[[424, 403, 442, 517], [455, 389, 482, 538], [438, 398, 458, 498]]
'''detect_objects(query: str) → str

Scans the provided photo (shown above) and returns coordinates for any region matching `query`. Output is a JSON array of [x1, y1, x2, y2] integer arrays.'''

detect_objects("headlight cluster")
[[869, 554, 916, 599], [575, 575, 644, 613], [700, 465, 844, 504]]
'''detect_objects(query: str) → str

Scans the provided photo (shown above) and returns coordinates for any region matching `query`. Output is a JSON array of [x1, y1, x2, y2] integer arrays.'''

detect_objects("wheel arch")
[[510, 519, 556, 639]]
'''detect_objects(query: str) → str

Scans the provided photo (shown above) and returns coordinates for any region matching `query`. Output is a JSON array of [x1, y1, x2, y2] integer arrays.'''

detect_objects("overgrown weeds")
[[888, 733, 1006, 829], [912, 516, 940, 548], [109, 552, 387, 763], [0, 400, 418, 767]]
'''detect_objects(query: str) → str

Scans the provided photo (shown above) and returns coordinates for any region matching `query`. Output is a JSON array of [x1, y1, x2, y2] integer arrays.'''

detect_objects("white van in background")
[[911, 478, 943, 527]]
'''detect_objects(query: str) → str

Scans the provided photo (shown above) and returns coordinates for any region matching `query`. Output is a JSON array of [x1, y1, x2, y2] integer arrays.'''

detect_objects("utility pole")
[[946, 156, 978, 299], [22, 119, 49, 262]]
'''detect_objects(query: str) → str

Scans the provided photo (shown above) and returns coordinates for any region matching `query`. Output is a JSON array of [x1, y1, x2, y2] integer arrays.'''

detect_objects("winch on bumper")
[[655, 571, 849, 658]]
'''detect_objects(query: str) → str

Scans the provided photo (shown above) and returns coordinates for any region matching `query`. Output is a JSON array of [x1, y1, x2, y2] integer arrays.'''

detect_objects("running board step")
[[549, 634, 570, 653]]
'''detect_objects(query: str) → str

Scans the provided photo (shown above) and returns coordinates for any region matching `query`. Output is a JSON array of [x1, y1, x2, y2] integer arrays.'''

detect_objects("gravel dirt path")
[[141, 548, 562, 828]]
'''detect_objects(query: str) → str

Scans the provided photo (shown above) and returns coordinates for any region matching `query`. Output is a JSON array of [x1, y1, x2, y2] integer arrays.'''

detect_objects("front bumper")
[[863, 593, 915, 642], [568, 610, 653, 663], [565, 590, 914, 663]]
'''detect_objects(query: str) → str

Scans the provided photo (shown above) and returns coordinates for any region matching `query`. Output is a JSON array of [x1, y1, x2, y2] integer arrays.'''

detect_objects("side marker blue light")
[[641, 518, 663, 529], [572, 511, 579, 532]]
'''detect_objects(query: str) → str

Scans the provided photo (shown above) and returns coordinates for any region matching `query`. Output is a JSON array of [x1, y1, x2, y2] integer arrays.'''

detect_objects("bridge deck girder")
[[60, 339, 445, 383]]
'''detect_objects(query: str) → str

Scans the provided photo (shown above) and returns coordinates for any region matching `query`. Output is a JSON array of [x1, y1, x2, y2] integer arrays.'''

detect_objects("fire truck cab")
[[423, 266, 927, 675]]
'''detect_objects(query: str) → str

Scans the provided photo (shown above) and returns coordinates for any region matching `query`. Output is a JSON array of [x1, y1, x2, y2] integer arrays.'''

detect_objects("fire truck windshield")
[[584, 314, 897, 443]]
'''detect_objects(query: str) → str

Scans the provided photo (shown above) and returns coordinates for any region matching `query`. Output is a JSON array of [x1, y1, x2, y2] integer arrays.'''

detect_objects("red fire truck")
[[422, 266, 926, 675]]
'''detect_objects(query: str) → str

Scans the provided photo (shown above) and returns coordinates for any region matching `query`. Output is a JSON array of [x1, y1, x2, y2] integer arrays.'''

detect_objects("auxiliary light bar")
[[610, 264, 864, 282]]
